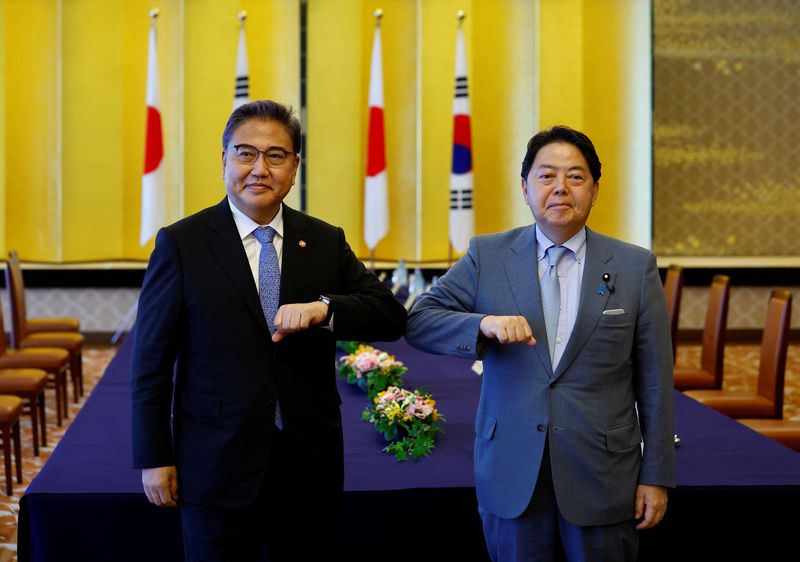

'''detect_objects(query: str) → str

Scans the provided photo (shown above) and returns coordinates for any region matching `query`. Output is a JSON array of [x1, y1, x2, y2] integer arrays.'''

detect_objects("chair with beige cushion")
[[674, 275, 730, 391], [0, 395, 23, 495], [663, 264, 684, 364], [0, 369, 48, 456], [685, 289, 791, 419], [5, 253, 85, 402], [0, 306, 70, 426]]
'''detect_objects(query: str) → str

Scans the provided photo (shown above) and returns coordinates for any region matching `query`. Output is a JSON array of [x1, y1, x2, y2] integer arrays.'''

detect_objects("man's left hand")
[[272, 301, 328, 342], [634, 484, 668, 530]]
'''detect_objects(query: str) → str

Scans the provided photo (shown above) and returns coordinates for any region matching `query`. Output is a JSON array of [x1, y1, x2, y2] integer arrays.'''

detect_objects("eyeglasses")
[[227, 144, 297, 167]]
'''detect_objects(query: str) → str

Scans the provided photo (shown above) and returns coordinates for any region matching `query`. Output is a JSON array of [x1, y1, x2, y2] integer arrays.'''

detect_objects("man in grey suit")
[[405, 126, 674, 561]]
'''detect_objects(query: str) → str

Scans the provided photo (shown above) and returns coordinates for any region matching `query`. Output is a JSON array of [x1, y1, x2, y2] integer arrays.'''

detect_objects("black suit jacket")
[[131, 199, 406, 508]]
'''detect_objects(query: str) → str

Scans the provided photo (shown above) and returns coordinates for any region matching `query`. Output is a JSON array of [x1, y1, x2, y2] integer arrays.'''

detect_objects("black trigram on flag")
[[455, 76, 468, 98], [235, 76, 249, 100], [450, 188, 473, 210]]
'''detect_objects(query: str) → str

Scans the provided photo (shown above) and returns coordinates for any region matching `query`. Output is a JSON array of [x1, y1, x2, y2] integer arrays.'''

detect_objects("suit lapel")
[[554, 228, 614, 378], [279, 205, 313, 305], [504, 226, 552, 374], [205, 198, 270, 335]]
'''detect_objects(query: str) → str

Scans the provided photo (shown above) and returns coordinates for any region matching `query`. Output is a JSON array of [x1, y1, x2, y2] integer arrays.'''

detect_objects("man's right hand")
[[142, 466, 178, 507], [479, 315, 536, 346]]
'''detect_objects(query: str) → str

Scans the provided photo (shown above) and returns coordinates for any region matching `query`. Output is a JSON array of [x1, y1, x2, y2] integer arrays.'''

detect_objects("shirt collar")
[[535, 225, 586, 265], [228, 199, 284, 240]]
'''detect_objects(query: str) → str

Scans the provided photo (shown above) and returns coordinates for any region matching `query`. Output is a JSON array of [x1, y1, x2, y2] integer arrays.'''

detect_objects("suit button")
[[537, 424, 546, 432], [464, 345, 471, 351], [549, 382, 557, 389]]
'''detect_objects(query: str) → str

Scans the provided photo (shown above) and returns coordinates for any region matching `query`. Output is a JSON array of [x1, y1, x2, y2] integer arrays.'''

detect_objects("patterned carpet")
[[0, 342, 797, 561]]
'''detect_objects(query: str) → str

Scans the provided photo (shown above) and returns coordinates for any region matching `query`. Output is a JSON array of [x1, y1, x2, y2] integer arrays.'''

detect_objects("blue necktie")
[[252, 226, 283, 429], [541, 245, 568, 366], [252, 227, 281, 334]]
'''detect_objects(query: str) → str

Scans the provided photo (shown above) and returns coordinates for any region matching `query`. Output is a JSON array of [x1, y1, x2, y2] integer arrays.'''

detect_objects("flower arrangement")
[[361, 386, 445, 461], [337, 345, 407, 400]]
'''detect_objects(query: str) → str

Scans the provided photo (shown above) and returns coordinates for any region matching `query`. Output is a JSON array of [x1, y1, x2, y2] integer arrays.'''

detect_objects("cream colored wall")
[[1, 0, 649, 263]]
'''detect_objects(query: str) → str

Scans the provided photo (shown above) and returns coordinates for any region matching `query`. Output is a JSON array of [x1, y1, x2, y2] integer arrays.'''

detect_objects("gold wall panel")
[[654, 0, 800, 257]]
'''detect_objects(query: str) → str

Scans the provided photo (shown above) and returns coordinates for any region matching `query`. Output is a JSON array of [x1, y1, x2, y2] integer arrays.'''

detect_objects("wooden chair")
[[685, 290, 791, 419], [738, 419, 800, 452], [663, 264, 684, 364], [5, 253, 85, 402], [673, 275, 730, 390], [0, 395, 23, 495], [6, 251, 80, 333], [0, 369, 48, 456], [0, 304, 70, 426]]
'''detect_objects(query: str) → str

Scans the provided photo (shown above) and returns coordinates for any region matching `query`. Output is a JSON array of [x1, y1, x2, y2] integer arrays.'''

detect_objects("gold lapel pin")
[[299, 240, 307, 248]]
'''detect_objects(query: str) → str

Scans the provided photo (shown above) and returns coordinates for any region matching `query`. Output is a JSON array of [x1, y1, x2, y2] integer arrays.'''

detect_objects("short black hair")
[[222, 100, 302, 153], [520, 125, 601, 182]]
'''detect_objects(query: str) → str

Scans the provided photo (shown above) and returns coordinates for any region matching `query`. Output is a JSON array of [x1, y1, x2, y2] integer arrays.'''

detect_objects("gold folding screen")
[[1, 0, 650, 263]]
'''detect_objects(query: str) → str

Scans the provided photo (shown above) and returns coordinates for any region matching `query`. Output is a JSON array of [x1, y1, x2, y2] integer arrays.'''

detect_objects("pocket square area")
[[602, 308, 625, 315]]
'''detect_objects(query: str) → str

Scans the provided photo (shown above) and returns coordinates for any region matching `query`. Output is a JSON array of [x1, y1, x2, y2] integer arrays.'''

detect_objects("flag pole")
[[364, 8, 387, 270], [238, 10, 247, 25], [370, 8, 381, 276], [448, 9, 465, 270], [121, 5, 162, 342]]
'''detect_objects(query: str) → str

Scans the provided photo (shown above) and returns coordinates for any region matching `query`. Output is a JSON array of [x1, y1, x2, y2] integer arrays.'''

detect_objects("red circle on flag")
[[143, 106, 164, 174]]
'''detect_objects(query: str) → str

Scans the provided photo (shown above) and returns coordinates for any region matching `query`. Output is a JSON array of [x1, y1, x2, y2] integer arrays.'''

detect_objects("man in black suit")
[[131, 100, 407, 561]]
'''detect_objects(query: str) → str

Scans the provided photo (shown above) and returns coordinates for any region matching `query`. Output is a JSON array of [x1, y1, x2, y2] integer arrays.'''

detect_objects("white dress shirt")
[[228, 199, 284, 292], [228, 199, 334, 329]]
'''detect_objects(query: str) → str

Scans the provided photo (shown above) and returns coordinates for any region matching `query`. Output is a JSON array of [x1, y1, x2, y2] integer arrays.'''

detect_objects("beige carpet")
[[0, 342, 797, 561]]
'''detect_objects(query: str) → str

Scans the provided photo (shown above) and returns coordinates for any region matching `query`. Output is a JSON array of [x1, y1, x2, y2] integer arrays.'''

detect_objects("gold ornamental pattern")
[[653, 0, 800, 256]]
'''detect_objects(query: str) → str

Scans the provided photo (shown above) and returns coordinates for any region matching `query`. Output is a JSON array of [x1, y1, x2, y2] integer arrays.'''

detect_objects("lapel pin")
[[602, 273, 610, 282], [299, 240, 307, 248], [598, 284, 606, 296]]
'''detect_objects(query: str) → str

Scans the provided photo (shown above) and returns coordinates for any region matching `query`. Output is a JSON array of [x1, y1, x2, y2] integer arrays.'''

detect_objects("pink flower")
[[406, 398, 433, 419], [354, 351, 379, 373]]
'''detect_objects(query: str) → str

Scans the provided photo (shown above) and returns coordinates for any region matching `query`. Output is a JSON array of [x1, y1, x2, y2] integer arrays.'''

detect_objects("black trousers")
[[180, 427, 343, 562]]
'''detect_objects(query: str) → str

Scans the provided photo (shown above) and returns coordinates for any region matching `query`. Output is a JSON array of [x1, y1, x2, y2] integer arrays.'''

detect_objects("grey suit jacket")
[[405, 225, 675, 525]]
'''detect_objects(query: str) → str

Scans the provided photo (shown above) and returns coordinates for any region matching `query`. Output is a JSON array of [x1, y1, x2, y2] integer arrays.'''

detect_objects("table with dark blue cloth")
[[18, 336, 800, 561]]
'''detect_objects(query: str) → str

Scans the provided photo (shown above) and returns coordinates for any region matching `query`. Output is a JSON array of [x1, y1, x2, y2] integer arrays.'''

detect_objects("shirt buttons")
[[556, 337, 562, 343]]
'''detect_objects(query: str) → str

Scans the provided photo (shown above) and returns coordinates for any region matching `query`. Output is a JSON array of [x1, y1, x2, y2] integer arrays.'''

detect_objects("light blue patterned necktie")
[[541, 245, 569, 366], [252, 226, 283, 429], [252, 226, 281, 334]]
